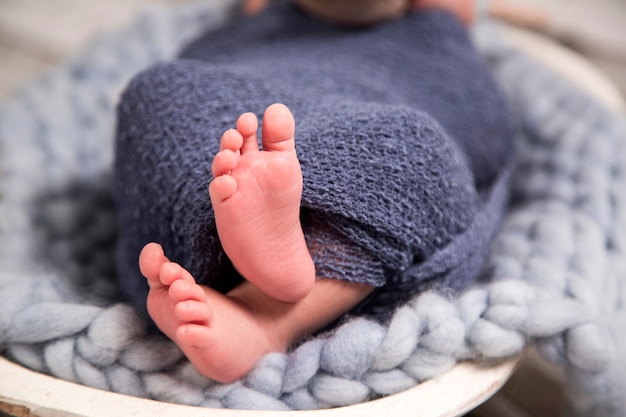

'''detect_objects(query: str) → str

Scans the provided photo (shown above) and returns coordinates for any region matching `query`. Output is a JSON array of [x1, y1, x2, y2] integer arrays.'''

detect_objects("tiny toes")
[[212, 149, 239, 177], [220, 129, 243, 152], [237, 112, 260, 154], [176, 324, 215, 349], [169, 278, 206, 302], [261, 103, 295, 152], [236, 112, 259, 138], [175, 300, 212, 324], [139, 243, 169, 286], [209, 175, 237, 202], [159, 262, 193, 287]]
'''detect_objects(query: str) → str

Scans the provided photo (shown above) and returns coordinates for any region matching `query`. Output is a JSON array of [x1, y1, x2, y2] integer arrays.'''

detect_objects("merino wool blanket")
[[113, 1, 516, 321]]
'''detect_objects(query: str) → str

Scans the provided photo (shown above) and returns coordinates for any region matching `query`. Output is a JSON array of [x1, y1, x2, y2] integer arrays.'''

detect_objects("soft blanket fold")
[[113, 1, 516, 319]]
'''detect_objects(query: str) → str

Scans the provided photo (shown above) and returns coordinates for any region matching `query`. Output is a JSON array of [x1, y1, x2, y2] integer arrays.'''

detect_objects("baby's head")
[[294, 0, 412, 26]]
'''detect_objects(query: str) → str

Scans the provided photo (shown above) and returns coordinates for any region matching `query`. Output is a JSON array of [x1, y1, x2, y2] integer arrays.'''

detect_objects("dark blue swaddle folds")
[[114, 2, 516, 322]]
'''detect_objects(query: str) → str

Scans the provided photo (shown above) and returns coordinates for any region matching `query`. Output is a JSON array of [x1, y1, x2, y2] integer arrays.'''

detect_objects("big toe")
[[261, 103, 295, 152], [139, 243, 168, 284]]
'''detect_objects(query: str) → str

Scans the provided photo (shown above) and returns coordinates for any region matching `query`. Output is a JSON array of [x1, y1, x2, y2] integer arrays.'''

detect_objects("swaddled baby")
[[113, 0, 515, 383]]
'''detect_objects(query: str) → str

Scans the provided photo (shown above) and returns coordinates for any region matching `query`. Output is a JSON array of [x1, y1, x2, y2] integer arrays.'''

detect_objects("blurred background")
[[0, 0, 625, 100], [0, 0, 194, 100]]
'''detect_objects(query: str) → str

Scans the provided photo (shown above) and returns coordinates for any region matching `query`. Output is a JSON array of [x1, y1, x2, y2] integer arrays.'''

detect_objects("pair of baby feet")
[[139, 103, 316, 382]]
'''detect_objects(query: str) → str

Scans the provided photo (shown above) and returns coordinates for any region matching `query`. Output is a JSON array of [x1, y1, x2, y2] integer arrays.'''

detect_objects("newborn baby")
[[113, 0, 515, 383]]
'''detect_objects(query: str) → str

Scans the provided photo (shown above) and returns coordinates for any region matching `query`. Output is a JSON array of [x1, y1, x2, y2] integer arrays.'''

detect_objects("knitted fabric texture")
[[0, 1, 624, 415], [113, 2, 516, 321]]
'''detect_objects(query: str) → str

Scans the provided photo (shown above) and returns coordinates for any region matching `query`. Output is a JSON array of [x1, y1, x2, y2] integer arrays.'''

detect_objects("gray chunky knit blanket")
[[0, 1, 624, 415]]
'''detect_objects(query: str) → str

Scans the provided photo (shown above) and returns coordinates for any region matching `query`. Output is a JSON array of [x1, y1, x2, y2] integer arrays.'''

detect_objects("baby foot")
[[209, 103, 315, 302], [139, 243, 287, 383]]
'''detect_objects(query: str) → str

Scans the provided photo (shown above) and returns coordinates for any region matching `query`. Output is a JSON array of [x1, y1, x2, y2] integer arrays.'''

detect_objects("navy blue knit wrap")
[[113, 2, 516, 321]]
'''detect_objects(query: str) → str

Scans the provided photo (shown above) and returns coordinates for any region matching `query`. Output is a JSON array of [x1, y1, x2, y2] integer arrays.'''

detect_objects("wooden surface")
[[0, 356, 521, 417], [515, 0, 626, 97], [500, 24, 625, 111]]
